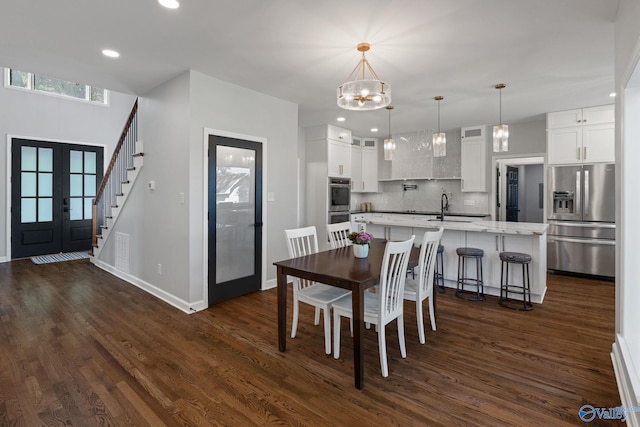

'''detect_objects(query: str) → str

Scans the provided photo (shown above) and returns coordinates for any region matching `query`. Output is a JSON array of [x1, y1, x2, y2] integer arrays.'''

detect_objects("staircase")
[[91, 99, 143, 258]]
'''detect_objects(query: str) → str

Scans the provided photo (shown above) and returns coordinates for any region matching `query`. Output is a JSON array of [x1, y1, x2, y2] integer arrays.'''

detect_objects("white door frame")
[[492, 155, 545, 221]]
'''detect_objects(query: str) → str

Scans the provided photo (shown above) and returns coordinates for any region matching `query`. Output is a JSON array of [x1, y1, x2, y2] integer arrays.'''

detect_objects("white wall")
[[613, 0, 640, 421], [96, 70, 298, 310], [0, 69, 136, 261], [188, 70, 298, 302]]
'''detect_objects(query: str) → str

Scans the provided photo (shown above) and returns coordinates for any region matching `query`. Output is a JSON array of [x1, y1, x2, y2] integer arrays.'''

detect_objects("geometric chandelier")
[[337, 43, 391, 111]]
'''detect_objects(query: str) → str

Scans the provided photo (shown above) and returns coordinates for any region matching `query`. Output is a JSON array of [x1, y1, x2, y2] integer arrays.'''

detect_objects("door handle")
[[577, 147, 581, 160], [583, 146, 587, 160]]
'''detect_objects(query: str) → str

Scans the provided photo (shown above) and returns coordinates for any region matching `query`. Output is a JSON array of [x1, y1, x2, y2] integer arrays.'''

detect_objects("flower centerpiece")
[[348, 231, 374, 258]]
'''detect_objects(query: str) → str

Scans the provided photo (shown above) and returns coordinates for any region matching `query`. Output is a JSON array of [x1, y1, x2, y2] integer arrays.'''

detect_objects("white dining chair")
[[332, 235, 415, 377], [284, 226, 352, 355], [327, 221, 352, 249], [404, 228, 444, 344]]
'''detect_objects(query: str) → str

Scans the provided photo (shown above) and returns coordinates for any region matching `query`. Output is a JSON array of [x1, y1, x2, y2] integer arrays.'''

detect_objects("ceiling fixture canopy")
[[433, 96, 446, 157], [383, 106, 395, 160], [493, 83, 509, 152], [337, 43, 391, 111]]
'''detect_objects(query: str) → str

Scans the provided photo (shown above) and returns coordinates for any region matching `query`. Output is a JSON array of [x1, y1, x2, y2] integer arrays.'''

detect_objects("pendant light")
[[493, 83, 509, 152], [383, 105, 395, 160], [432, 96, 446, 157], [337, 43, 392, 111]]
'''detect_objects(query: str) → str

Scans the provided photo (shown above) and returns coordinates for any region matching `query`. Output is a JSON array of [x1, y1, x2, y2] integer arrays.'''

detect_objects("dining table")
[[273, 240, 420, 389]]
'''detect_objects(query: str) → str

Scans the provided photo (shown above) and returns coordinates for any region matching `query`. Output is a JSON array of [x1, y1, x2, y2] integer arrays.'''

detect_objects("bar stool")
[[498, 252, 533, 311], [435, 244, 445, 293], [455, 247, 485, 301]]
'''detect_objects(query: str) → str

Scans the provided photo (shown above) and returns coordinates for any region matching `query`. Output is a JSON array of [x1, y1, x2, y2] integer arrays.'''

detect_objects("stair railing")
[[92, 98, 138, 251]]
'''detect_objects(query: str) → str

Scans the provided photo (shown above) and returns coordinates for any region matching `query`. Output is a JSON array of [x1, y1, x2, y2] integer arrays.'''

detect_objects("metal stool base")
[[455, 252, 485, 302], [498, 257, 533, 311]]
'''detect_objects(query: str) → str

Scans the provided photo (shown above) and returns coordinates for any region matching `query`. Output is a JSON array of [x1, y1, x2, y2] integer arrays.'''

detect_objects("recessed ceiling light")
[[158, 0, 180, 9], [102, 49, 120, 58], [337, 117, 346, 122], [609, 92, 616, 98], [371, 128, 379, 132]]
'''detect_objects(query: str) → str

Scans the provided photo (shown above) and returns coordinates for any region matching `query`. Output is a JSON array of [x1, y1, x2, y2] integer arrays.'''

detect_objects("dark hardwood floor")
[[0, 259, 621, 426]]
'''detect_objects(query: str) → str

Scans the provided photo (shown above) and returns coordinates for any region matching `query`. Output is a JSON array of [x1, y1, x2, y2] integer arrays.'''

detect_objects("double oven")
[[328, 177, 351, 224]]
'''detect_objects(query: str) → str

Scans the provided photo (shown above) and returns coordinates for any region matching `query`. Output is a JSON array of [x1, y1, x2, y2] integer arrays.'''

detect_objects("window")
[[5, 68, 108, 104]]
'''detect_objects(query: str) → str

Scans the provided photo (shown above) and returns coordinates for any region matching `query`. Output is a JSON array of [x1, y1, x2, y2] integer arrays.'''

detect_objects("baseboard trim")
[[263, 278, 277, 291], [611, 336, 640, 426], [91, 258, 206, 314], [0, 256, 8, 263]]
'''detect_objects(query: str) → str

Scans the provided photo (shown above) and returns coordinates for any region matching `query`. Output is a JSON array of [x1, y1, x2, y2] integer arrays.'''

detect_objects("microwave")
[[329, 177, 351, 212]]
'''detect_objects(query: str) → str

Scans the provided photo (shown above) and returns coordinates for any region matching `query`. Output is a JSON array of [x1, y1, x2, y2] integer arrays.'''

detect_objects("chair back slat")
[[327, 221, 352, 249], [417, 228, 444, 297], [379, 236, 415, 321], [285, 226, 320, 290]]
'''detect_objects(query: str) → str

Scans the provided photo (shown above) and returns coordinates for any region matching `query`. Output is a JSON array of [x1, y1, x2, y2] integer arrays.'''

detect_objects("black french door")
[[208, 135, 263, 304], [11, 139, 103, 258]]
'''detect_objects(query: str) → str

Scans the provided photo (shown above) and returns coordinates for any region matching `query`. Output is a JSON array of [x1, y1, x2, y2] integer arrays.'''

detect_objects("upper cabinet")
[[307, 124, 352, 178], [547, 105, 614, 165], [460, 125, 487, 192], [351, 136, 380, 193]]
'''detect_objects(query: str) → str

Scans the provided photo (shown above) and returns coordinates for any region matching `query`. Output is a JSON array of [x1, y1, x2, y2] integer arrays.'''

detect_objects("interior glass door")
[[208, 135, 262, 304]]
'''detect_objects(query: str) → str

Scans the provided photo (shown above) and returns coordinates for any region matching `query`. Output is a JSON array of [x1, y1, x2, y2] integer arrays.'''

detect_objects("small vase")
[[353, 244, 369, 258]]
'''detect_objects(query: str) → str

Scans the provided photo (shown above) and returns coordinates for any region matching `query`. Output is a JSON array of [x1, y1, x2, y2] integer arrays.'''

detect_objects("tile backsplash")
[[352, 179, 490, 215]]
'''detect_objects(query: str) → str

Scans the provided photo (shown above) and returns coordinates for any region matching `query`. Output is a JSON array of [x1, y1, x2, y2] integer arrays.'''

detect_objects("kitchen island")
[[352, 212, 548, 303]]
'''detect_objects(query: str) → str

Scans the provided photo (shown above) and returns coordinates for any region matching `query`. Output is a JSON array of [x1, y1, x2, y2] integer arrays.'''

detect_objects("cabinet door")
[[547, 109, 582, 128], [351, 145, 363, 192], [547, 127, 581, 164], [361, 148, 379, 192], [582, 123, 615, 163], [465, 232, 498, 286], [439, 229, 464, 283], [461, 138, 486, 192], [328, 139, 351, 177], [582, 105, 614, 126]]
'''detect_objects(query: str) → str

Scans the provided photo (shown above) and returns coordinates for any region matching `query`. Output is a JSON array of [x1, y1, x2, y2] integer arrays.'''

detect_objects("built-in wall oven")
[[329, 177, 351, 212], [328, 177, 351, 224]]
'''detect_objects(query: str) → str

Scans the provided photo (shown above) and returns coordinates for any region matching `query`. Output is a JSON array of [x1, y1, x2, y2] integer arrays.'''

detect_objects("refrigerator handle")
[[576, 170, 581, 216], [584, 170, 589, 216]]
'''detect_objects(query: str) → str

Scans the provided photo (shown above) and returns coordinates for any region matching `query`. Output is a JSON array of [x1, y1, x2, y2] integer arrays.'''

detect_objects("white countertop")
[[353, 213, 548, 236]]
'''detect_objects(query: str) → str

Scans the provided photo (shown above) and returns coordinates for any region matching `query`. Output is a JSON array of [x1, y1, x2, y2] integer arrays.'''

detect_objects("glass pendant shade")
[[432, 96, 446, 157], [383, 138, 395, 160], [337, 43, 391, 111], [493, 123, 509, 152], [337, 80, 391, 111], [433, 132, 446, 157], [493, 84, 508, 152]]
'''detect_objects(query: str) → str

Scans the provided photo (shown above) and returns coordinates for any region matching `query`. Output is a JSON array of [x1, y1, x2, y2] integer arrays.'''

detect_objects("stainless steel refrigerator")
[[547, 163, 615, 278]]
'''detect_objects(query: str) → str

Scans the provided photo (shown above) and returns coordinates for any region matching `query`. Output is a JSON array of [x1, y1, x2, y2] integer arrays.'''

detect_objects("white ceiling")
[[0, 0, 619, 137]]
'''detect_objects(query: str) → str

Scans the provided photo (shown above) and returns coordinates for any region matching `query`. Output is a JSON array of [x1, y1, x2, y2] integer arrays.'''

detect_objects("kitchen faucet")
[[439, 192, 449, 221]]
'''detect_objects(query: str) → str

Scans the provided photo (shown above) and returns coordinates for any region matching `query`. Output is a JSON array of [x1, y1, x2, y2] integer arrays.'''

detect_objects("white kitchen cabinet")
[[351, 140, 363, 191], [328, 139, 351, 177], [460, 125, 487, 192], [351, 136, 380, 193], [547, 105, 614, 164]]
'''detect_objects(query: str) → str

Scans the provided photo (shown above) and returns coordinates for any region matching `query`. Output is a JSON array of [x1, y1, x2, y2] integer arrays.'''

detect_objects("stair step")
[[126, 166, 136, 171], [121, 180, 130, 185], [97, 235, 103, 239], [110, 205, 118, 208], [132, 152, 144, 157], [106, 216, 113, 219], [100, 225, 108, 229], [116, 193, 124, 197]]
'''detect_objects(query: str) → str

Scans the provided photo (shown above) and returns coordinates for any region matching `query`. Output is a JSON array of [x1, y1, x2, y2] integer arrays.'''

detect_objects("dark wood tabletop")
[[273, 240, 419, 389]]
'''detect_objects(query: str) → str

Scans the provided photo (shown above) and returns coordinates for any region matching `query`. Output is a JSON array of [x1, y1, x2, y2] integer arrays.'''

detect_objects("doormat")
[[31, 252, 91, 265]]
